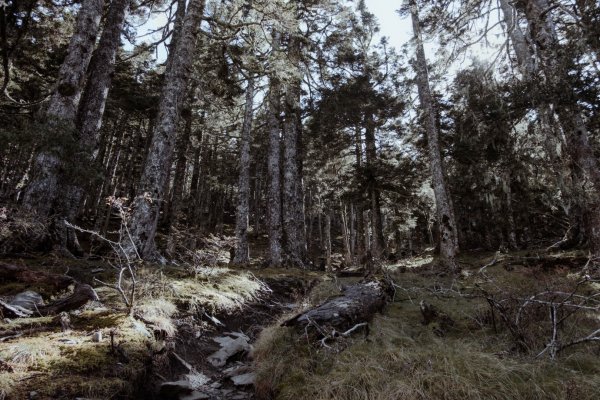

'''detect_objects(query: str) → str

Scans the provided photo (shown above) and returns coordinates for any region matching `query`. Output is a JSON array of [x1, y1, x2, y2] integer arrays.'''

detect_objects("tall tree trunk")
[[282, 35, 306, 267], [363, 113, 385, 258], [23, 0, 105, 217], [63, 0, 130, 251], [123, 0, 204, 260], [167, 0, 187, 69], [232, 77, 255, 265], [188, 132, 203, 210], [353, 126, 365, 262], [498, 0, 535, 76], [77, 0, 129, 154], [341, 201, 352, 265], [504, 170, 518, 249], [409, 0, 459, 269], [266, 31, 283, 267], [325, 210, 332, 269], [165, 90, 195, 230]]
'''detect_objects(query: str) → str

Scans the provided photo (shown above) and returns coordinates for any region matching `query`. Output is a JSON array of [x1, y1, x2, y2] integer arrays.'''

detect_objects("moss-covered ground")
[[0, 259, 285, 399]]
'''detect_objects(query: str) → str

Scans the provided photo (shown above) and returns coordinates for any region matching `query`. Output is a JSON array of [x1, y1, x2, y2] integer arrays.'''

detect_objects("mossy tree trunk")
[[282, 34, 307, 268], [409, 0, 459, 269], [266, 31, 283, 267], [22, 0, 105, 255], [123, 0, 205, 260], [233, 77, 255, 265]]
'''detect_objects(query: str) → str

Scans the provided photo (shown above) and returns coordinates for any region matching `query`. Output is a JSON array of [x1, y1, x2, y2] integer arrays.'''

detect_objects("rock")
[[10, 290, 43, 310], [223, 363, 252, 377], [29, 391, 39, 399], [207, 332, 251, 367], [159, 380, 194, 400], [92, 331, 102, 342], [57, 338, 78, 345], [230, 372, 255, 386], [0, 299, 33, 317]]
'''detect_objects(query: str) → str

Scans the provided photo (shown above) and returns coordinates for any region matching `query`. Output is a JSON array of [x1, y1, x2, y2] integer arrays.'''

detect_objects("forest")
[[0, 0, 599, 399]]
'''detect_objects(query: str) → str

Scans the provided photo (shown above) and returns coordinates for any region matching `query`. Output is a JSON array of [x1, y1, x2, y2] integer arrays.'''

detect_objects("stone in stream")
[[207, 332, 251, 367], [223, 363, 255, 386], [230, 372, 256, 386]]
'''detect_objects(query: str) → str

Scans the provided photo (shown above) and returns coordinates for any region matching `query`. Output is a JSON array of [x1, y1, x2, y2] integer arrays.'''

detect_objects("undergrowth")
[[253, 252, 600, 400]]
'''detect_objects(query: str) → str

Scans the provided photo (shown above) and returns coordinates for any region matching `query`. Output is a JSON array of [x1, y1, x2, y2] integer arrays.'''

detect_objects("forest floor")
[[0, 250, 599, 399]]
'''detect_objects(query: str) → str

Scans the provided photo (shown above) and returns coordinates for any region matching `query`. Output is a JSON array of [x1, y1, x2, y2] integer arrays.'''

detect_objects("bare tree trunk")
[[364, 114, 385, 258], [189, 129, 204, 204], [233, 77, 255, 265], [64, 0, 130, 252], [23, 0, 105, 216], [504, 170, 518, 249], [282, 35, 306, 267], [354, 126, 365, 262], [266, 31, 283, 267], [498, 0, 535, 76], [325, 210, 332, 269], [165, 89, 196, 230], [341, 201, 352, 265], [123, 0, 204, 260], [410, 0, 459, 269], [167, 0, 187, 69], [77, 0, 129, 154]]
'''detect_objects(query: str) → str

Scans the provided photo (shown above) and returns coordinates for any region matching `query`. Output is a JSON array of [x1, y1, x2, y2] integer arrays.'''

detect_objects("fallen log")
[[38, 284, 99, 316], [0, 263, 98, 317], [282, 281, 389, 333], [1, 284, 98, 317]]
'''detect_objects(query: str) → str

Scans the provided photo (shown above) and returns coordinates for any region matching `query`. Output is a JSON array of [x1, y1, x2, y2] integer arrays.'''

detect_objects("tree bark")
[[325, 210, 332, 269], [353, 126, 365, 261], [166, 89, 196, 230], [498, 0, 535, 76], [123, 0, 205, 259], [282, 35, 307, 267], [232, 77, 255, 265], [363, 114, 385, 258], [23, 0, 105, 217], [266, 31, 283, 267], [282, 281, 388, 333], [77, 0, 129, 155], [410, 0, 459, 269]]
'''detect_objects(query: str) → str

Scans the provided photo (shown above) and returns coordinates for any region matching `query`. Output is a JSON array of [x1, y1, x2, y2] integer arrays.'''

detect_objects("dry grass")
[[254, 254, 600, 400], [135, 298, 178, 337], [0, 307, 153, 399], [170, 271, 268, 313]]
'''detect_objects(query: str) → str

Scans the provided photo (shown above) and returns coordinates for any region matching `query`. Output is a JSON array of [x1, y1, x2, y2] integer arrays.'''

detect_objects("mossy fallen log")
[[282, 281, 389, 332]]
